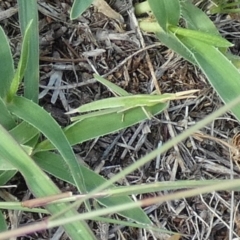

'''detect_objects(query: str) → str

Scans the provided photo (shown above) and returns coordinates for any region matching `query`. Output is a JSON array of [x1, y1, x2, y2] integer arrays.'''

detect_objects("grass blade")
[[8, 96, 88, 195], [0, 98, 15, 129], [17, 0, 39, 102], [147, 0, 180, 31], [93, 74, 129, 96], [0, 124, 96, 239], [36, 102, 168, 151], [7, 20, 32, 101], [0, 211, 7, 232], [34, 151, 152, 225], [180, 0, 220, 34], [178, 37, 240, 121], [0, 27, 14, 98], [9, 121, 39, 144]]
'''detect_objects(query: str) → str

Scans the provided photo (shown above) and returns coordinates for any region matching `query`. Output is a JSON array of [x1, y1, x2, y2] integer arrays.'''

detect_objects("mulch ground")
[[1, 0, 240, 239]]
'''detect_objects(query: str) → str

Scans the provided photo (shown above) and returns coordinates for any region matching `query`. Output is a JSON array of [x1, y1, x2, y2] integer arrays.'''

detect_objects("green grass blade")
[[138, 21, 197, 65], [36, 102, 168, 151], [0, 202, 48, 214], [147, 0, 180, 31], [0, 170, 17, 185], [17, 0, 39, 102], [178, 37, 240, 121], [34, 151, 152, 225], [93, 217, 175, 235], [8, 96, 88, 195], [0, 158, 15, 170], [96, 179, 231, 196], [0, 98, 15, 129], [7, 20, 32, 101], [0, 27, 14, 98], [134, 1, 151, 15], [169, 25, 232, 48], [93, 74, 129, 96], [82, 96, 240, 200], [9, 121, 39, 144], [180, 0, 229, 53], [156, 31, 197, 65], [0, 124, 96, 239], [180, 0, 220, 34], [70, 0, 94, 20]]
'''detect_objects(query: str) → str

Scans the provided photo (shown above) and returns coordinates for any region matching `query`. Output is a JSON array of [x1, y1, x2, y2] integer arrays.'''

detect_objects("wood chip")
[[93, 0, 124, 23], [0, 7, 17, 21]]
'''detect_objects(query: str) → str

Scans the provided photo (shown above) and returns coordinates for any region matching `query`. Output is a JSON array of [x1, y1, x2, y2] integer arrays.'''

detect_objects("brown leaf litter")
[[1, 0, 240, 239]]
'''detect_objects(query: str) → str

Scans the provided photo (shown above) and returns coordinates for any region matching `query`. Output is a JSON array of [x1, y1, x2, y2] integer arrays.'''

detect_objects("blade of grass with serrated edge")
[[0, 125, 96, 239], [34, 151, 152, 225]]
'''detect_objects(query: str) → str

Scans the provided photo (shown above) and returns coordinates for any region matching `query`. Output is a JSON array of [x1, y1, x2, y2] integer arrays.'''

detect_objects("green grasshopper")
[[66, 74, 199, 121]]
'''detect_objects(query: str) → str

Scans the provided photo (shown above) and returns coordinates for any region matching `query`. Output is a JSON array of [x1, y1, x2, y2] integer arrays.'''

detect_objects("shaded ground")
[[1, 0, 240, 239]]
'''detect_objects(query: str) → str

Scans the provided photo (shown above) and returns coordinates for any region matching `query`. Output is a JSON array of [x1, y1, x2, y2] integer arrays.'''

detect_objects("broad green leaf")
[[0, 124, 96, 239], [70, 0, 94, 20], [8, 96, 88, 196], [0, 98, 15, 129], [18, 0, 39, 103], [36, 102, 168, 151], [178, 37, 240, 120], [34, 151, 152, 225], [147, 0, 180, 31], [0, 27, 14, 98], [7, 20, 32, 101]]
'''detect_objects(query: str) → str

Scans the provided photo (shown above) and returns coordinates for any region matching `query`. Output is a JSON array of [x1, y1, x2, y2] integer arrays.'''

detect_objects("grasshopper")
[[66, 89, 199, 121]]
